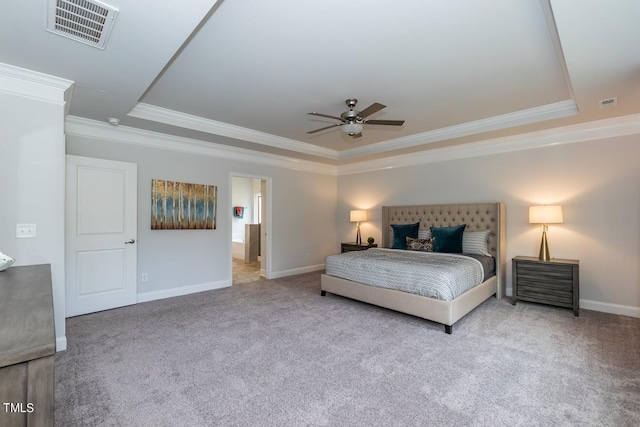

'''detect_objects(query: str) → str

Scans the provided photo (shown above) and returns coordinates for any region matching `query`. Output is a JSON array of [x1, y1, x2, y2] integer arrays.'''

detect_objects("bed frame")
[[321, 202, 506, 333]]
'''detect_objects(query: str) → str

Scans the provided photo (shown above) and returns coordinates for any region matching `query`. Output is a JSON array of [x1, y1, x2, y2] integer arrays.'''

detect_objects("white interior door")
[[65, 155, 137, 317]]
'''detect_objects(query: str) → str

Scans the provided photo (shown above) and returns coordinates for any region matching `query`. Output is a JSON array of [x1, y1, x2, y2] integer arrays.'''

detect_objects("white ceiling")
[[1, 0, 639, 165]]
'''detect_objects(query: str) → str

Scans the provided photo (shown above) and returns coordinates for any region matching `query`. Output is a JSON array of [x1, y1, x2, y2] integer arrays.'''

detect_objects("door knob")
[[125, 239, 136, 244]]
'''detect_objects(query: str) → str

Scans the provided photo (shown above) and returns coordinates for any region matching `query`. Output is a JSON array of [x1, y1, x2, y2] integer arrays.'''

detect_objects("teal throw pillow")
[[431, 224, 467, 253], [391, 222, 420, 249]]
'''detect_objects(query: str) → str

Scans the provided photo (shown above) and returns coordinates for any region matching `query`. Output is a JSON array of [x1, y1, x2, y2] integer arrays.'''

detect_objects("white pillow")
[[418, 229, 432, 240], [462, 230, 491, 256]]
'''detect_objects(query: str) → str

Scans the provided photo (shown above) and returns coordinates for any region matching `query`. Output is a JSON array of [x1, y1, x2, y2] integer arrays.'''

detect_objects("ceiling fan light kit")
[[308, 98, 405, 138], [342, 122, 363, 136]]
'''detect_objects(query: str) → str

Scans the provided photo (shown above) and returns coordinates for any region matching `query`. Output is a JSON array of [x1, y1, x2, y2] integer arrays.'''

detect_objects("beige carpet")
[[55, 272, 640, 426]]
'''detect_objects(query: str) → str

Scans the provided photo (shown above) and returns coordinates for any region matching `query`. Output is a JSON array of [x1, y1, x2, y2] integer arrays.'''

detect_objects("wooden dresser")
[[0, 264, 55, 427]]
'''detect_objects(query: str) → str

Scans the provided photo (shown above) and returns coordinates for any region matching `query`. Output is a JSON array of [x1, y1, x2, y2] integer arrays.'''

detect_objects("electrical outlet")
[[16, 224, 37, 239], [141, 273, 149, 282]]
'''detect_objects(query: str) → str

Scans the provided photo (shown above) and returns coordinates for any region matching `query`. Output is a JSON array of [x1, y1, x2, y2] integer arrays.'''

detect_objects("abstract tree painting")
[[151, 179, 217, 230]]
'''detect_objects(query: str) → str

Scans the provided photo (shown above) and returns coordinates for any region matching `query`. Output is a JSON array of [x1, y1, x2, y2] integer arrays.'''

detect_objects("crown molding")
[[540, 0, 575, 101], [127, 102, 340, 160], [337, 113, 640, 175], [65, 112, 640, 178], [128, 100, 578, 163], [0, 62, 74, 109], [338, 99, 579, 160], [65, 116, 338, 176]]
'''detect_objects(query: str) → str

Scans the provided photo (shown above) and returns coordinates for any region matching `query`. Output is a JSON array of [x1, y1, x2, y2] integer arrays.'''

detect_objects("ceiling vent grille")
[[47, 0, 119, 49]]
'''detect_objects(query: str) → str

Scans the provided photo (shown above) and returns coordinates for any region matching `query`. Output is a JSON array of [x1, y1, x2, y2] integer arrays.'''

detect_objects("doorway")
[[230, 174, 270, 284]]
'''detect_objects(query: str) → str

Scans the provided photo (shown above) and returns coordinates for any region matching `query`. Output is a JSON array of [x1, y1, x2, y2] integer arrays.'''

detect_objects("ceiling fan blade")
[[352, 132, 363, 139], [308, 112, 344, 121], [365, 119, 405, 126], [357, 102, 386, 119], [307, 123, 341, 134]]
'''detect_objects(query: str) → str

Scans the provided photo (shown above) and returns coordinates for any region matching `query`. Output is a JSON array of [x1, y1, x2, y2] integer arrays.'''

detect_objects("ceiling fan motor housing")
[[341, 110, 360, 122], [307, 98, 404, 137]]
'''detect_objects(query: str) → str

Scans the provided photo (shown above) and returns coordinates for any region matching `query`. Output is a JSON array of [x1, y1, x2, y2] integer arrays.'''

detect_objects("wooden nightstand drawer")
[[512, 256, 579, 315], [517, 286, 573, 307], [517, 280, 573, 294], [515, 262, 573, 292], [516, 263, 573, 279]]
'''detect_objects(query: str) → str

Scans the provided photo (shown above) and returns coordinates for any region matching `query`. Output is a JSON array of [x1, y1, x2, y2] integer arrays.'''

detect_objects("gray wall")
[[337, 135, 640, 313], [0, 86, 66, 348], [66, 135, 337, 294]]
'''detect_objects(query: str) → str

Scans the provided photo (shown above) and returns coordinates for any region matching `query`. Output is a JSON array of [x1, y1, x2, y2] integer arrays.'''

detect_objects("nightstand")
[[512, 256, 579, 316], [341, 242, 377, 253]]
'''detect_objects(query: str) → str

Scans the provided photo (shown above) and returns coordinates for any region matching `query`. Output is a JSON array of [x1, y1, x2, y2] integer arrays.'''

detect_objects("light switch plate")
[[16, 224, 37, 238]]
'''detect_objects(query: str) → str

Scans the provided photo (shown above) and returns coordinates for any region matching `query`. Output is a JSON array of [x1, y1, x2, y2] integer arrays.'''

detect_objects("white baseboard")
[[56, 336, 67, 352], [580, 299, 640, 318], [269, 263, 325, 279], [137, 280, 231, 303], [507, 290, 638, 318]]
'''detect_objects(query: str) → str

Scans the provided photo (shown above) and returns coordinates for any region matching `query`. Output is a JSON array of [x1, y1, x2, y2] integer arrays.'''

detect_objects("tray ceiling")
[[1, 0, 639, 165]]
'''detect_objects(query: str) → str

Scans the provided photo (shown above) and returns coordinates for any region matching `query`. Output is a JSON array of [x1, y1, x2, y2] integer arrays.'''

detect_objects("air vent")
[[599, 97, 618, 108], [47, 0, 118, 49]]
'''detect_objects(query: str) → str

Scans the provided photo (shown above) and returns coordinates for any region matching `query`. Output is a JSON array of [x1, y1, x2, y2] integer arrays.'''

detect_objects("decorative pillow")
[[406, 237, 434, 252], [418, 229, 432, 240], [430, 224, 466, 253], [463, 230, 492, 256], [391, 222, 420, 249], [0, 252, 15, 272]]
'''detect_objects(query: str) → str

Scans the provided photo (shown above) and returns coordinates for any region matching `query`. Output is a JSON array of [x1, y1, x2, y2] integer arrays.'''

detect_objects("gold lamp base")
[[355, 222, 362, 245], [538, 226, 551, 261]]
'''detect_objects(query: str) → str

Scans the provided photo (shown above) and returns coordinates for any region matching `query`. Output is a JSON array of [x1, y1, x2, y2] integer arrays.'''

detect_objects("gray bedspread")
[[325, 248, 485, 301]]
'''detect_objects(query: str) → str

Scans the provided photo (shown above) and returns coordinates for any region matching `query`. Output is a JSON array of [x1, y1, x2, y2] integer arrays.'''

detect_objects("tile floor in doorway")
[[232, 258, 261, 284]]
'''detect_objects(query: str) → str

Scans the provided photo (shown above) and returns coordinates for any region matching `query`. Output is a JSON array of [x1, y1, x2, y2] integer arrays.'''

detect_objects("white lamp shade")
[[350, 210, 368, 222], [529, 205, 563, 224], [342, 122, 363, 135]]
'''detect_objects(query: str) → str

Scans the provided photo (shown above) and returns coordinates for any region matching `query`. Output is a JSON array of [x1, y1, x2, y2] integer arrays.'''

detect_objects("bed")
[[321, 203, 506, 333]]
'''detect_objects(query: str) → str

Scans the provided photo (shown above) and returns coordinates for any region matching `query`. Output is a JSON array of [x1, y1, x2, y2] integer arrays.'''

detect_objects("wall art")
[[151, 179, 217, 230]]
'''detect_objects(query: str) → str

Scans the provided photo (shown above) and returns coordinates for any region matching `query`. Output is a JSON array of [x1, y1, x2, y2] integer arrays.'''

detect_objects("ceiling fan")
[[307, 98, 405, 138]]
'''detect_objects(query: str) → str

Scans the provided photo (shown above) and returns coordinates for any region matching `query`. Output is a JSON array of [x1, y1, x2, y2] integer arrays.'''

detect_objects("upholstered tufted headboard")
[[381, 203, 506, 298]]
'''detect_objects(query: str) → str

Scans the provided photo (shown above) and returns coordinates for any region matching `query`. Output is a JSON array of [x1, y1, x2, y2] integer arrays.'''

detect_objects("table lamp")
[[350, 210, 368, 245], [529, 205, 563, 261]]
